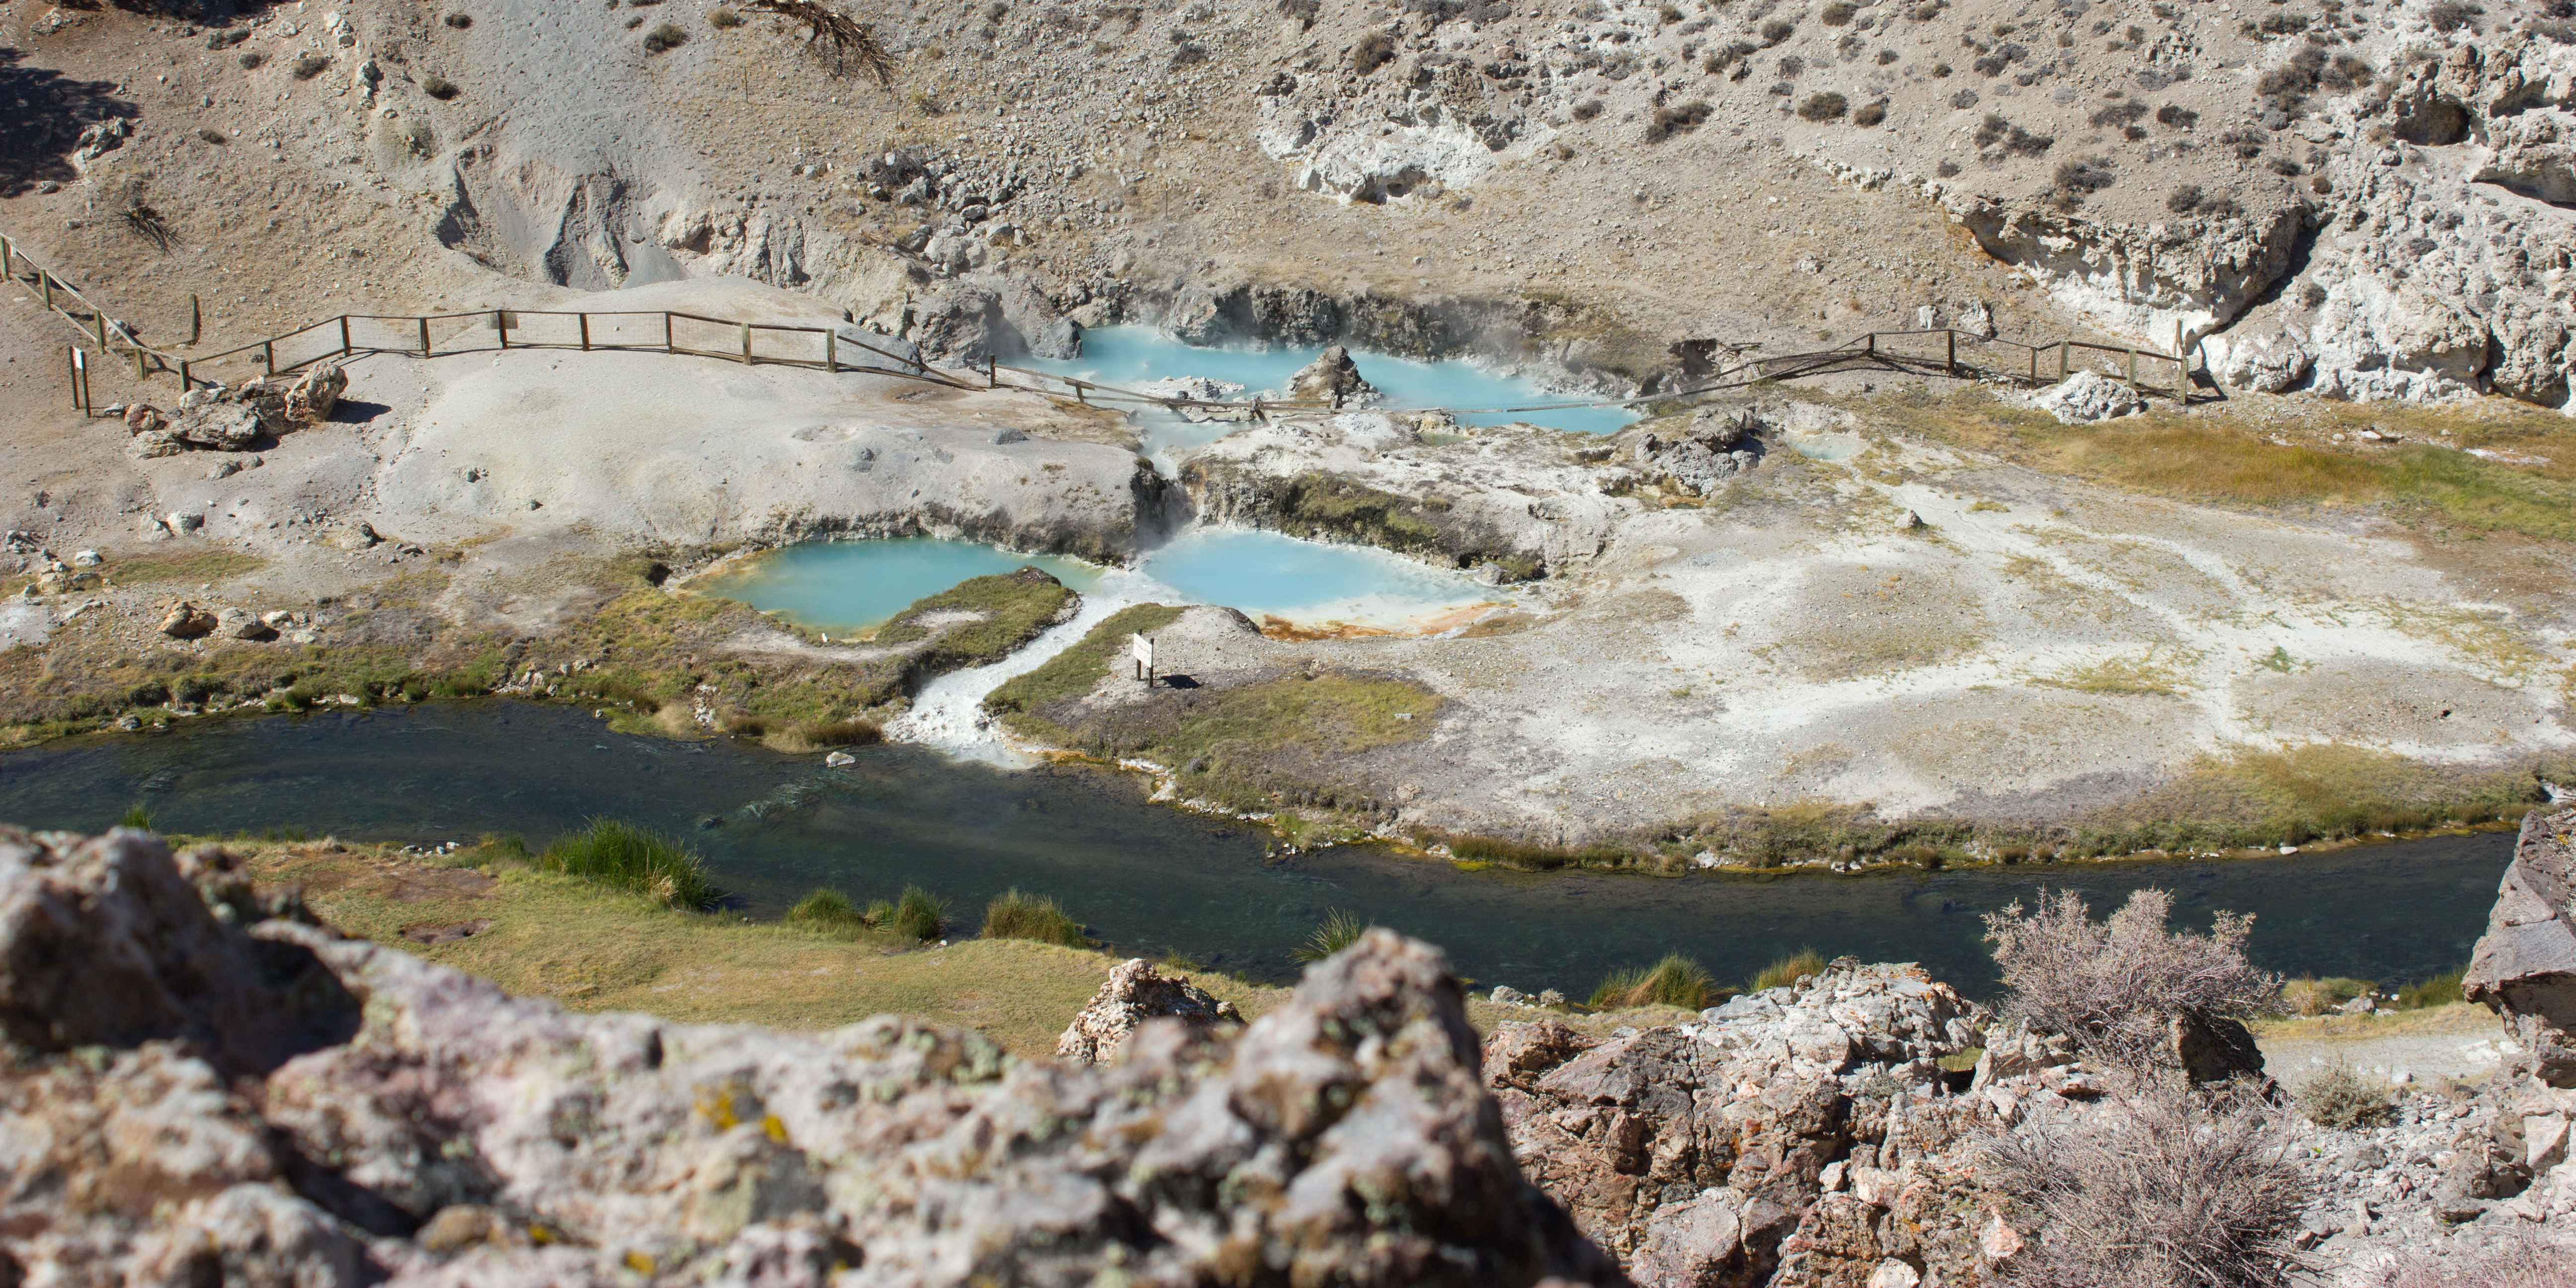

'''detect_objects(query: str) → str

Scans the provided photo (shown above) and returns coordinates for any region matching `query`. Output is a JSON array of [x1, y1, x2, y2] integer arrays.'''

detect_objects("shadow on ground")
[[0, 48, 136, 199]]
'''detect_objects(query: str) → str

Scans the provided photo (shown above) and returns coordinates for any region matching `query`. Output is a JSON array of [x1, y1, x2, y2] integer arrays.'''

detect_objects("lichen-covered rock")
[[1053, 957, 1241, 1063], [0, 828, 1618, 1288]]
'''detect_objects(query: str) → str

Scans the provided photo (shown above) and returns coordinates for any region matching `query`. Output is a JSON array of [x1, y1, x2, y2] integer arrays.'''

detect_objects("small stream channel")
[[0, 701, 2508, 998]]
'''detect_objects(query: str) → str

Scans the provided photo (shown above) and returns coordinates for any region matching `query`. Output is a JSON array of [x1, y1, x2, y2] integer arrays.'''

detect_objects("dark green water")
[[0, 701, 2509, 998]]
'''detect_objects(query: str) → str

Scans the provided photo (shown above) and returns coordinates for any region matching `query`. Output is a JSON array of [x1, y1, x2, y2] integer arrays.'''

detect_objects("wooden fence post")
[[2057, 341, 2068, 381], [579, 313, 591, 352], [339, 315, 352, 357], [739, 322, 753, 365], [419, 317, 432, 357], [2125, 347, 2137, 385], [263, 340, 275, 377], [824, 329, 836, 373], [2028, 346, 2036, 382], [189, 294, 202, 346], [93, 312, 107, 353], [664, 313, 675, 354], [178, 359, 190, 389], [494, 311, 509, 351], [67, 346, 81, 412], [1945, 329, 1956, 374], [1, 235, 11, 277], [1073, 380, 1086, 405], [1865, 332, 1874, 356], [986, 355, 996, 389], [132, 340, 146, 381]]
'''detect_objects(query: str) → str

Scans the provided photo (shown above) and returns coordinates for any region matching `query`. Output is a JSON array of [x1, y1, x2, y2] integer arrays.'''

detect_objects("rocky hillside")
[[6, 0, 2576, 404], [10, 809, 2576, 1285]]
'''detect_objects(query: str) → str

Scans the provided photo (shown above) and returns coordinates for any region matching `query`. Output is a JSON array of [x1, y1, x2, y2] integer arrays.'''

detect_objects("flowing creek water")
[[0, 701, 2509, 998]]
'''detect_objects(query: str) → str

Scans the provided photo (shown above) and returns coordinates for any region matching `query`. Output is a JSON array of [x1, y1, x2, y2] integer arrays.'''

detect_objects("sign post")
[[1130, 633, 1155, 685]]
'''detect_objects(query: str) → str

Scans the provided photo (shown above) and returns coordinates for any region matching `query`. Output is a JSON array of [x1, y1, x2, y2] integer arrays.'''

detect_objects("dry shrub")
[[744, 0, 897, 83], [1983, 1081, 2311, 1288], [2362, 1224, 2576, 1287], [2280, 975, 2371, 1016], [2295, 1059, 2393, 1130], [643, 20, 688, 52], [1985, 888, 2281, 1072]]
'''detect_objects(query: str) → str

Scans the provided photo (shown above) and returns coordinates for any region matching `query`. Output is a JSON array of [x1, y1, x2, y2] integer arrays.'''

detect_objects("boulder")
[[284, 363, 346, 424], [123, 403, 166, 434], [1633, 408, 1761, 495], [2466, 807, 2576, 1087], [1054, 957, 1242, 1063], [125, 430, 188, 460], [0, 833, 1620, 1288], [170, 402, 264, 450], [218, 607, 278, 642], [1288, 344, 1378, 405], [159, 602, 218, 638], [2031, 370, 2146, 424]]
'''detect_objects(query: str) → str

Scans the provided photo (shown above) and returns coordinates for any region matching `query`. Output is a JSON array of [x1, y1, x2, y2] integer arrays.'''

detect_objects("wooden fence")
[[4, 228, 2198, 424]]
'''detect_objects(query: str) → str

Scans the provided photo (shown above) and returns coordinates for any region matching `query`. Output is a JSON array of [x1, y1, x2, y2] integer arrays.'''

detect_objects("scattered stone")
[[822, 750, 856, 767], [217, 607, 277, 641], [1055, 957, 1243, 1063], [158, 602, 219, 638], [2032, 370, 2148, 424], [1491, 984, 1531, 1006], [71, 550, 100, 567], [163, 511, 204, 534]]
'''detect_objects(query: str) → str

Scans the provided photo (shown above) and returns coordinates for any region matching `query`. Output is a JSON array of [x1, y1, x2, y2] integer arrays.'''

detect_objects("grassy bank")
[[225, 836, 1667, 1054]]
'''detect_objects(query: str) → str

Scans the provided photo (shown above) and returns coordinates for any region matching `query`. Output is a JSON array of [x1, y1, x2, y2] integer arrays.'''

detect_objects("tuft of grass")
[[980, 887, 1088, 948], [1796, 90, 1849, 121], [2296, 1059, 2394, 1129], [891, 885, 947, 941], [1590, 952, 1718, 1010], [1753, 948, 1827, 992], [538, 819, 718, 909], [117, 804, 155, 830], [198, 127, 228, 144], [784, 887, 868, 937], [2281, 975, 2374, 1017], [1292, 908, 1373, 963], [290, 53, 331, 79], [239, 50, 266, 69], [105, 549, 266, 585], [2395, 965, 2468, 1010], [643, 21, 689, 52]]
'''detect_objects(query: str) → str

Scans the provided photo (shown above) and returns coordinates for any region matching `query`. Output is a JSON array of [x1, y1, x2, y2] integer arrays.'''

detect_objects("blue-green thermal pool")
[[0, 701, 2511, 997], [1027, 326, 1636, 456], [697, 530, 1500, 636]]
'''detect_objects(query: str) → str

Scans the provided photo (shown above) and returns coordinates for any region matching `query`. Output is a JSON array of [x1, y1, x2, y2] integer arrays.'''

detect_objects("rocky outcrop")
[[0, 827, 1618, 1287], [2031, 370, 2147, 424], [1627, 407, 1761, 495], [1487, 961, 2015, 1287], [1054, 957, 1242, 1063], [1287, 344, 1378, 406], [1944, 191, 2304, 349], [2468, 807, 2576, 1088], [143, 364, 348, 457]]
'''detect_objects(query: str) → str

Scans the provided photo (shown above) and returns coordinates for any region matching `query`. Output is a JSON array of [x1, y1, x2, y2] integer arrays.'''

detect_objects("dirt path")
[[2256, 1004, 2516, 1086]]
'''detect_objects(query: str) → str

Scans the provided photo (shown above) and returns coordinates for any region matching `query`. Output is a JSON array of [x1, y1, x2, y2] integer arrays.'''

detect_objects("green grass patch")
[[538, 819, 719, 910], [983, 602, 1187, 718], [870, 569, 1074, 674], [117, 804, 155, 829], [2395, 964, 2468, 1010], [2282, 975, 2374, 1016], [785, 888, 870, 937], [105, 549, 269, 585], [980, 887, 1089, 948], [891, 885, 948, 941], [1591, 953, 1719, 1010]]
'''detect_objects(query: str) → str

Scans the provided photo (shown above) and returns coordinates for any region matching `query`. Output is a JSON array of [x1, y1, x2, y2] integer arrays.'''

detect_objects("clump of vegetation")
[[1985, 1080, 2311, 1287], [1591, 953, 1718, 1010], [1852, 99, 1887, 126], [1760, 17, 1794, 44], [198, 127, 228, 143], [121, 202, 176, 251], [1647, 99, 1714, 139], [1293, 908, 1373, 963], [643, 21, 689, 52], [785, 887, 869, 936], [1795, 90, 1848, 121], [2046, 156, 2117, 209], [539, 819, 718, 909], [2280, 975, 2373, 1016], [238, 51, 266, 69], [290, 53, 331, 79], [1971, 112, 2054, 156], [1752, 947, 1826, 992], [422, 74, 461, 99], [2163, 184, 2244, 220], [890, 885, 948, 940], [1985, 887, 2280, 1072], [743, 0, 898, 83], [710, 6, 744, 27], [2296, 1059, 2395, 1129], [443, 11, 474, 28], [869, 569, 1074, 676], [2424, 0, 2481, 33], [2156, 102, 2198, 130], [1351, 29, 1396, 74], [2089, 99, 2148, 128], [1571, 98, 1605, 121], [2394, 964, 2467, 1010], [1820, 0, 1856, 22], [981, 887, 1087, 948], [117, 804, 155, 830]]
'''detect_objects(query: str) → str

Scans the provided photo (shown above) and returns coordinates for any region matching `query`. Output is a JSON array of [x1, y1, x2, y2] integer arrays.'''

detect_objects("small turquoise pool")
[[690, 538, 1106, 634], [1025, 327, 1635, 454], [699, 532, 1498, 636]]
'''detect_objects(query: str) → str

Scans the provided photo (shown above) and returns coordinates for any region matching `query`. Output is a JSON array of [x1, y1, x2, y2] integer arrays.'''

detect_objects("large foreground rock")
[[2468, 807, 2576, 1087], [0, 826, 1617, 1287]]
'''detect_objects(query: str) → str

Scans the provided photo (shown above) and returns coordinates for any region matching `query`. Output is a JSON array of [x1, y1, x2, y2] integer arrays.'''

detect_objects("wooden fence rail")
[[6, 229, 2200, 423]]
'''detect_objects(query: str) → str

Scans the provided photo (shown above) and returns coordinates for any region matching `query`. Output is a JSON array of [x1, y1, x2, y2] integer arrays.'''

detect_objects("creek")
[[0, 701, 2508, 999]]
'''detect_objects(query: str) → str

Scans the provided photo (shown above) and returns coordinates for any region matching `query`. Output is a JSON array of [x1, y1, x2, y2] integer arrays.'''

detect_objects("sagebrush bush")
[[2365, 1225, 2576, 1288], [1753, 948, 1826, 992], [981, 887, 1087, 947], [443, 11, 474, 27], [1591, 953, 1717, 1010], [540, 819, 718, 909], [422, 74, 460, 99], [1647, 99, 1713, 140], [1852, 99, 1887, 126], [644, 21, 689, 52], [290, 53, 330, 78], [710, 6, 744, 26], [2297, 1060, 2394, 1129], [1984, 1081, 2311, 1288], [1984, 888, 2280, 1072], [1351, 30, 1395, 74], [1796, 91, 1848, 121]]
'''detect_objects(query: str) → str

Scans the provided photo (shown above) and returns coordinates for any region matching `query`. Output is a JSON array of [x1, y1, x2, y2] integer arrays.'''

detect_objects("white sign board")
[[1129, 632, 1155, 679]]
